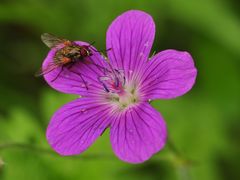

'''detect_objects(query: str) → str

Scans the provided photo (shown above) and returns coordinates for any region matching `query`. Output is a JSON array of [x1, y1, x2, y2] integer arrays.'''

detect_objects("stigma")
[[99, 69, 139, 110]]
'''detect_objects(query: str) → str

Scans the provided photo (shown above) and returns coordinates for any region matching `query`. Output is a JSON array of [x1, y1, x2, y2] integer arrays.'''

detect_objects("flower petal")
[[140, 50, 197, 100], [46, 98, 112, 155], [106, 10, 155, 79], [110, 103, 167, 163], [43, 41, 108, 96]]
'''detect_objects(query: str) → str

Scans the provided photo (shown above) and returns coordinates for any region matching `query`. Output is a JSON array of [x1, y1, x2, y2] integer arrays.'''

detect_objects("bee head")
[[80, 47, 92, 57]]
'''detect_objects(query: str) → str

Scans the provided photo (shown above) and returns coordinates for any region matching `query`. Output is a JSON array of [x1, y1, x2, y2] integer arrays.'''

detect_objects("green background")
[[0, 0, 239, 179]]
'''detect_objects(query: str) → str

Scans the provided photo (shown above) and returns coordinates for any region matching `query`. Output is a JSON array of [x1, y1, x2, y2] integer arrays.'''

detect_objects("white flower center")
[[108, 84, 139, 109], [99, 69, 139, 110]]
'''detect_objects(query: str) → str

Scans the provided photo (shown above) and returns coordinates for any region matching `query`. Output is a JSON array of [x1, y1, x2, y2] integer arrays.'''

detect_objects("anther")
[[103, 83, 110, 92]]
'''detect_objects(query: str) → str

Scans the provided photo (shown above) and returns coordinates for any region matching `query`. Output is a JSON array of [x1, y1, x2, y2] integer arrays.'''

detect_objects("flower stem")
[[0, 142, 54, 154], [0, 142, 113, 160], [167, 138, 194, 180]]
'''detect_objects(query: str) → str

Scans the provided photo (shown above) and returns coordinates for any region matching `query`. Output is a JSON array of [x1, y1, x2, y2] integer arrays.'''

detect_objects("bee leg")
[[79, 73, 89, 90], [86, 56, 111, 74], [66, 63, 89, 90], [67, 62, 75, 70], [51, 66, 63, 82], [87, 41, 95, 47]]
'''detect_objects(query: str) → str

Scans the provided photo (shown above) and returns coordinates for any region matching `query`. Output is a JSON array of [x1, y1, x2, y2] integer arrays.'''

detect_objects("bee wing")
[[35, 62, 60, 77], [41, 33, 67, 48]]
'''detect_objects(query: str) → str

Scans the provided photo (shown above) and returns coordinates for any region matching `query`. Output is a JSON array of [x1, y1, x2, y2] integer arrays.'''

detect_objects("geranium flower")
[[42, 10, 197, 163]]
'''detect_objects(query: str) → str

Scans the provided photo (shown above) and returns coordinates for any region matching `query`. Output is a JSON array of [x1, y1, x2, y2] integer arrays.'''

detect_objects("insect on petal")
[[42, 41, 108, 96]]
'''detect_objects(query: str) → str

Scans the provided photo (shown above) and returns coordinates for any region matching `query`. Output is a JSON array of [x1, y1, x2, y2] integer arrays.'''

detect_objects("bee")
[[36, 33, 97, 88]]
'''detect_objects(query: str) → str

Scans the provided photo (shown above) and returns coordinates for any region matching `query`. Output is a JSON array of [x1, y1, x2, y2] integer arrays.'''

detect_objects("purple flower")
[[42, 10, 197, 163]]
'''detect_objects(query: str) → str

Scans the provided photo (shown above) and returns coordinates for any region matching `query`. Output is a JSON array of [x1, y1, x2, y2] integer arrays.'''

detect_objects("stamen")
[[97, 58, 139, 109], [114, 77, 119, 87], [103, 83, 110, 92], [98, 68, 125, 94]]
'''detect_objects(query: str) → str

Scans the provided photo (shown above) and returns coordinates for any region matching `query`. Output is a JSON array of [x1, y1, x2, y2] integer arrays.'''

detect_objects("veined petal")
[[106, 10, 155, 79], [140, 50, 197, 100], [110, 103, 167, 163], [43, 41, 108, 96], [46, 98, 112, 155]]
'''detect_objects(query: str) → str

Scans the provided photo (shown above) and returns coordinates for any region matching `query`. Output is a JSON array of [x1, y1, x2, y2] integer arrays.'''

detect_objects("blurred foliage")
[[0, 0, 240, 180]]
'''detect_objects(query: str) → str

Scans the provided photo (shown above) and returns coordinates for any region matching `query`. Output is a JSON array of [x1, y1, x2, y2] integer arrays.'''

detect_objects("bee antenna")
[[88, 41, 96, 47], [91, 47, 112, 53], [87, 41, 111, 53]]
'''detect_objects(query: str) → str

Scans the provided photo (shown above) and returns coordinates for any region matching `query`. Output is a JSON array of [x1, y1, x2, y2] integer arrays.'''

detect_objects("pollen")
[[98, 68, 140, 110], [107, 84, 139, 110]]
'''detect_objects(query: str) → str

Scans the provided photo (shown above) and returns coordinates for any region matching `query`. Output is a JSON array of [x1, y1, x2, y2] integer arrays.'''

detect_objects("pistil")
[[99, 69, 139, 110]]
